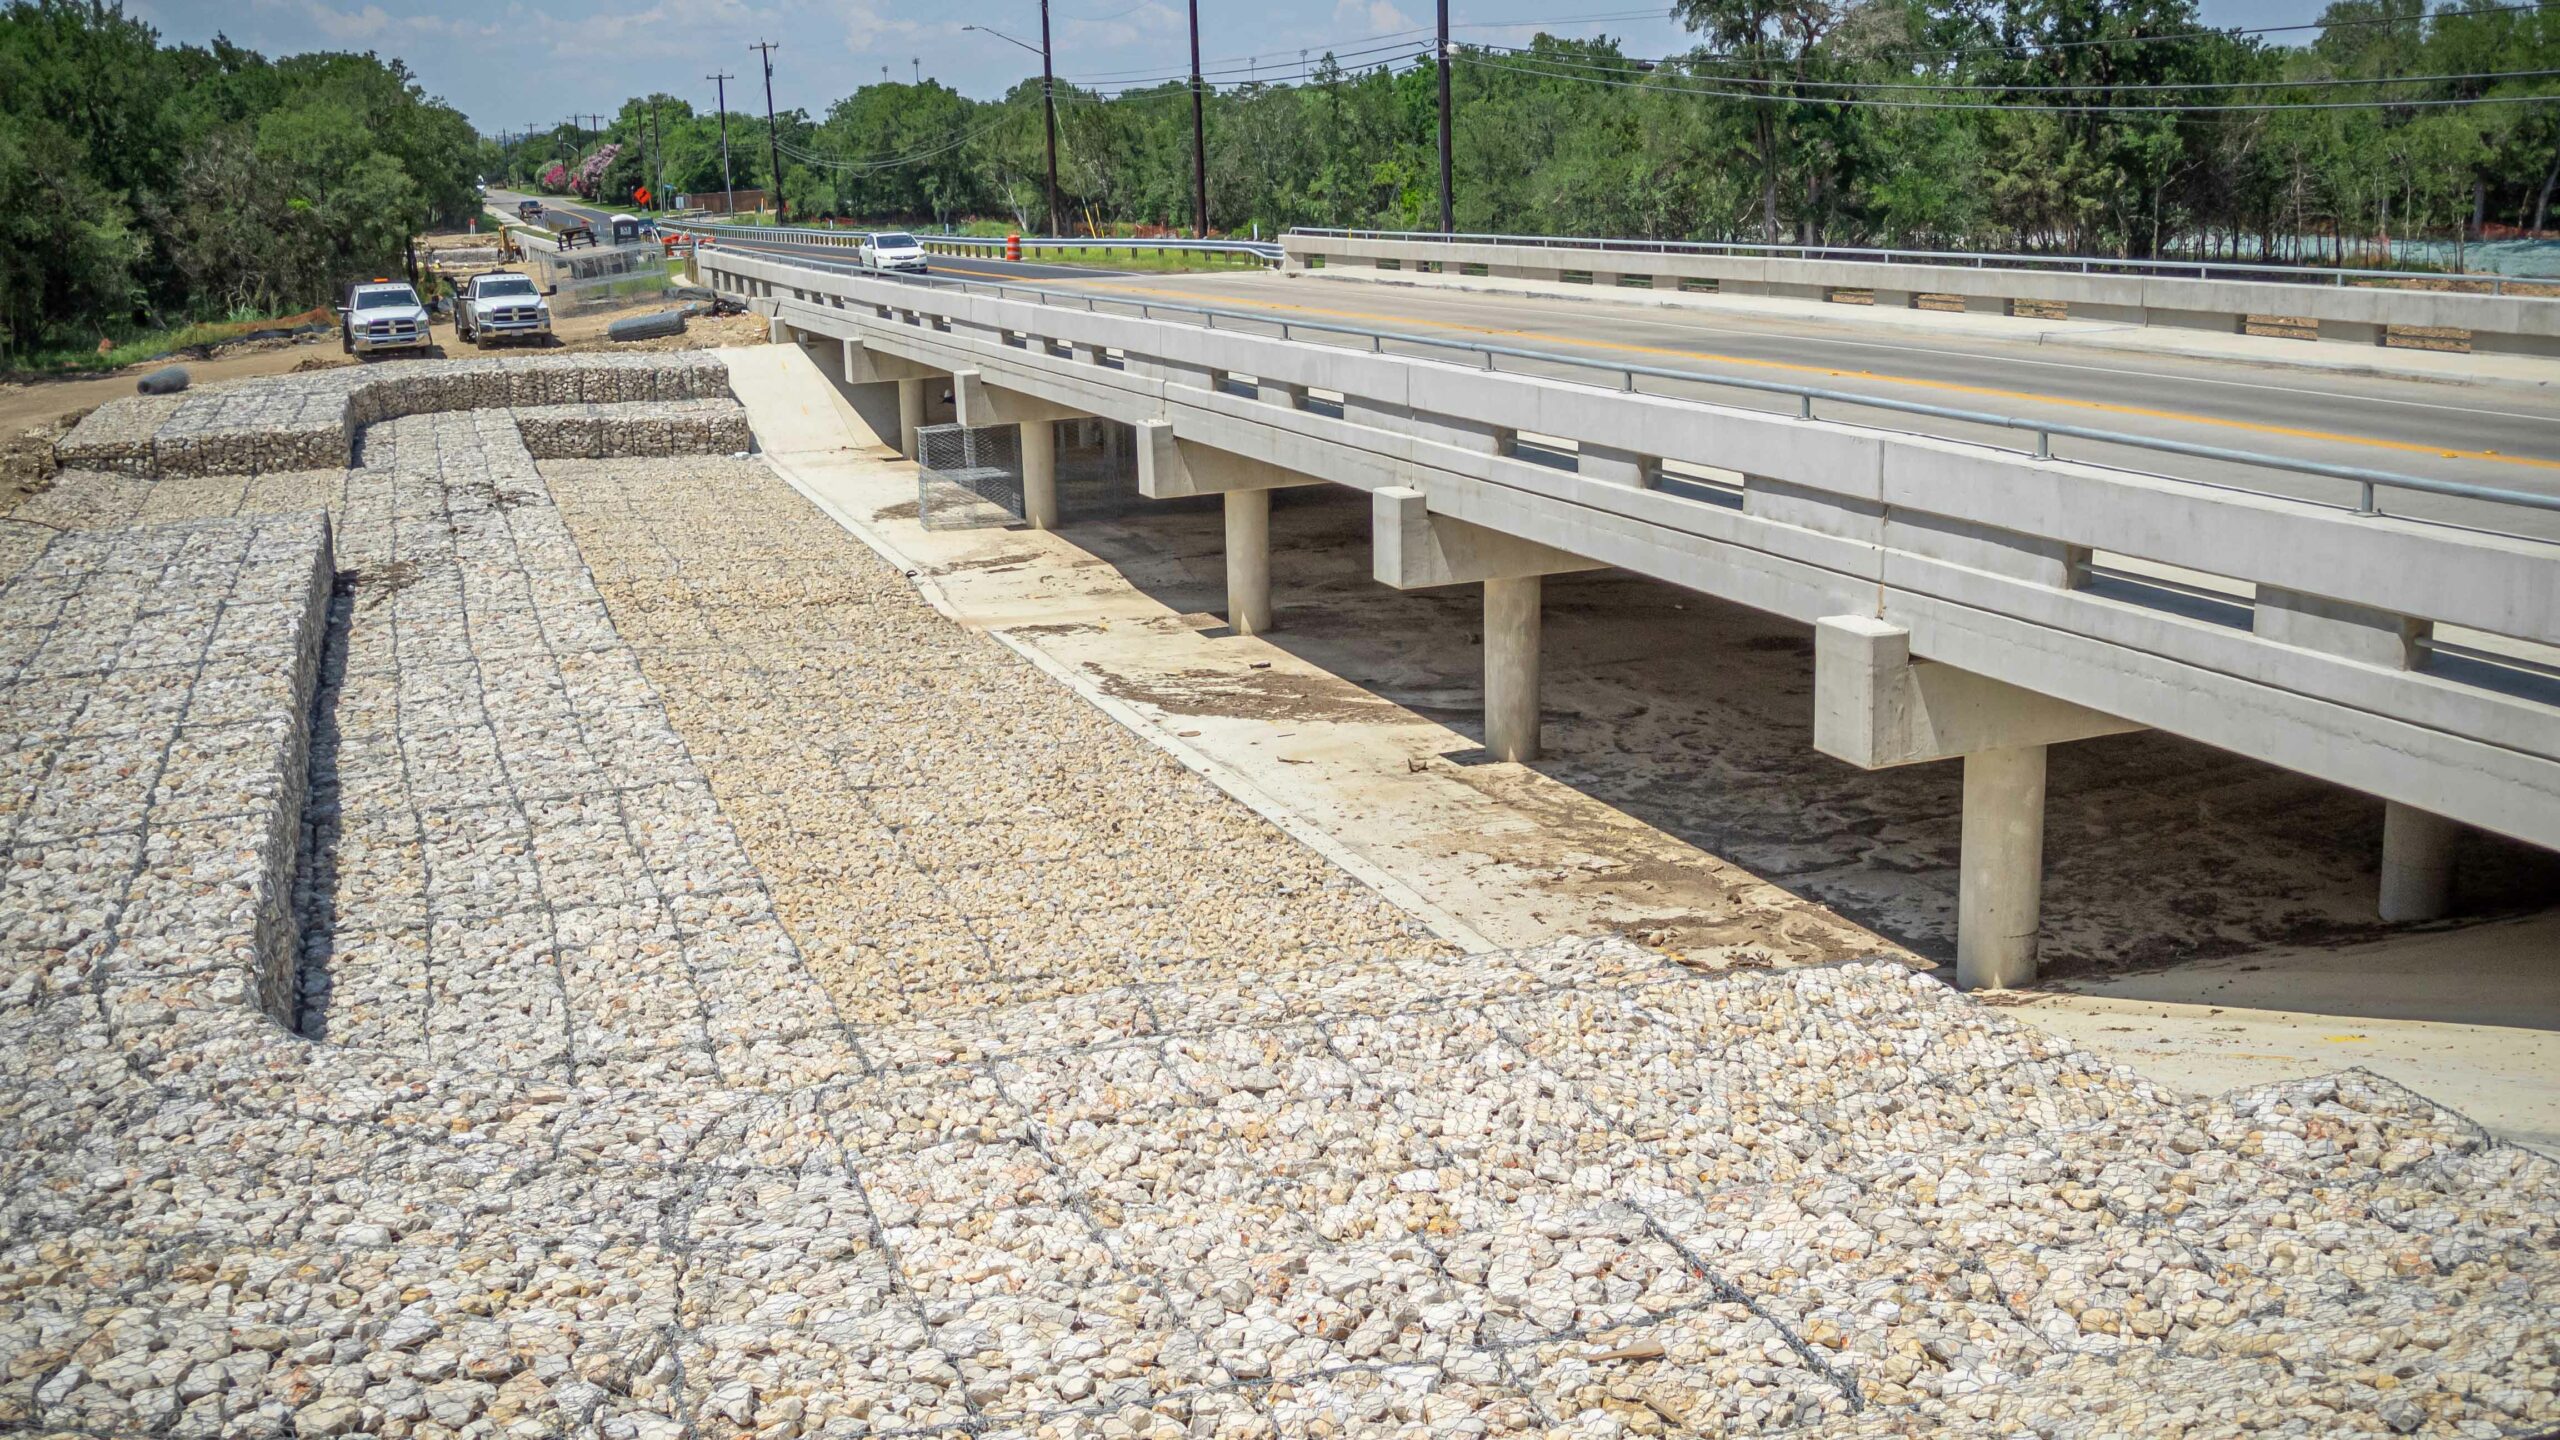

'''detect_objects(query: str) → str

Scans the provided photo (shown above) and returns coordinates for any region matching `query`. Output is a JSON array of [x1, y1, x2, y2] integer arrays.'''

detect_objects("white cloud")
[[1330, 0, 1416, 39]]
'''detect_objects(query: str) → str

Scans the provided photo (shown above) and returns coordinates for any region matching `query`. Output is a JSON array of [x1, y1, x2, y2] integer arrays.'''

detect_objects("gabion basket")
[[916, 422, 1024, 530]]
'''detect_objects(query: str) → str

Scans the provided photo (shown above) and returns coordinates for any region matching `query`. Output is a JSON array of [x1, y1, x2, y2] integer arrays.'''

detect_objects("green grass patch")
[[1002, 246, 1272, 274], [4, 308, 331, 379]]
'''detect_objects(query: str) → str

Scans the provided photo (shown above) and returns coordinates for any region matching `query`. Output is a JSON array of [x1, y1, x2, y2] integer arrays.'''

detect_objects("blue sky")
[[133, 0, 2325, 134]]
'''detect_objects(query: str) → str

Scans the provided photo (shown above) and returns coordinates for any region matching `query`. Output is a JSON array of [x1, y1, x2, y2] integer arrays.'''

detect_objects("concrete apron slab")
[[2017, 911, 2560, 1156], [717, 342, 2560, 1149]]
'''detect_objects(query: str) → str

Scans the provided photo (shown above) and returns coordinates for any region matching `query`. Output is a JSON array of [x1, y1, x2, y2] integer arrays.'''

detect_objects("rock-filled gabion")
[[0, 510, 332, 1025], [0, 363, 2553, 1440], [513, 400, 752, 460], [54, 353, 737, 479]]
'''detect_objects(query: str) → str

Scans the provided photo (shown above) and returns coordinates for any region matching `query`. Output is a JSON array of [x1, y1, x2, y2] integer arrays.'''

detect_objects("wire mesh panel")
[[916, 422, 1024, 530], [1054, 418, 1146, 519]]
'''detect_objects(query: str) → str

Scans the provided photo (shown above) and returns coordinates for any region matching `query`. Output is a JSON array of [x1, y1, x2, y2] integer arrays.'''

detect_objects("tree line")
[[0, 0, 479, 360], [499, 0, 2559, 268]]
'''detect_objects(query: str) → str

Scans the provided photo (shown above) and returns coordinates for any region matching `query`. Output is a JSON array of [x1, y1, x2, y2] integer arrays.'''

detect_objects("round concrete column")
[[1484, 575, 1543, 763], [1957, 744, 2048, 990], [2379, 801, 2456, 922], [1224, 488, 1272, 635], [896, 379, 926, 460], [1021, 419, 1058, 530]]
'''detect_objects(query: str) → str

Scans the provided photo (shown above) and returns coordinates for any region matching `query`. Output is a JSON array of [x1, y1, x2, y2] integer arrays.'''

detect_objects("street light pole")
[[751, 40, 785, 222], [708, 73, 735, 216], [1189, 0, 1208, 237], [1039, 0, 1061, 236], [1436, 0, 1453, 234]]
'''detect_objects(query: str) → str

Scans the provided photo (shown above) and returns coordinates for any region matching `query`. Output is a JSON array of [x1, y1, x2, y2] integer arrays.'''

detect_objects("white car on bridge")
[[859, 232, 929, 274]]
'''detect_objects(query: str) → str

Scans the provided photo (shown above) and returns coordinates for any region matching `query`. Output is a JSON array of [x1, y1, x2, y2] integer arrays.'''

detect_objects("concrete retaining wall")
[[1280, 234, 2560, 355]]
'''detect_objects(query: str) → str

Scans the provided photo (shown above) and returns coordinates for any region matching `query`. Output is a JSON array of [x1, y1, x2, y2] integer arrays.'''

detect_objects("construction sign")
[[634, 186, 652, 206]]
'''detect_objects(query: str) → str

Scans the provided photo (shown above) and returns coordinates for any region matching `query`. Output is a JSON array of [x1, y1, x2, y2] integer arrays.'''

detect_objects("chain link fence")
[[916, 422, 1025, 530]]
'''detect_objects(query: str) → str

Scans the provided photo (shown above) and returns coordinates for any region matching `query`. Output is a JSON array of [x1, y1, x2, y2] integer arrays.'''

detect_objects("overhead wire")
[[1455, 48, 2560, 110], [1466, 38, 2560, 92]]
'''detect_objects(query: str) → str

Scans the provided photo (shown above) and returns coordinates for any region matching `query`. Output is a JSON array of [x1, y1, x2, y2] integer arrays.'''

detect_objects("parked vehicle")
[[338, 280, 432, 356], [517, 199, 543, 221], [454, 271, 554, 348], [859, 231, 929, 273]]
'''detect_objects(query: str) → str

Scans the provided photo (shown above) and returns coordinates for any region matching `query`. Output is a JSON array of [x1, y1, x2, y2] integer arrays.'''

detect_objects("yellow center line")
[[1069, 278, 2557, 473]]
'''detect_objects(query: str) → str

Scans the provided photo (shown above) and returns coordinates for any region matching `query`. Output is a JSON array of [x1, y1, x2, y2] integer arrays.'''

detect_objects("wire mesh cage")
[[1054, 418, 1146, 518], [916, 422, 1024, 530]]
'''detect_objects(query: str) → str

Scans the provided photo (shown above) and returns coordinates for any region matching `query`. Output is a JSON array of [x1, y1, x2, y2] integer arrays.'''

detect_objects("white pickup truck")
[[455, 271, 554, 348], [338, 280, 433, 356]]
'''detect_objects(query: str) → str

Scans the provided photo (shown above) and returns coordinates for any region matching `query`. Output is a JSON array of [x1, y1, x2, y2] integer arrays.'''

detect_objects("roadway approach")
[[701, 236, 2560, 993]]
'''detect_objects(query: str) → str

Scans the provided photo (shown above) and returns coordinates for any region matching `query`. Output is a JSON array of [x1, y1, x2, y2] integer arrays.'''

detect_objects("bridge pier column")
[[2379, 801, 2456, 922], [1022, 419, 1058, 531], [896, 379, 926, 460], [1815, 616, 2142, 990], [1484, 575, 1544, 763], [1135, 421, 1321, 636], [1959, 746, 2048, 991], [1225, 489, 1273, 636], [1372, 486, 1601, 764]]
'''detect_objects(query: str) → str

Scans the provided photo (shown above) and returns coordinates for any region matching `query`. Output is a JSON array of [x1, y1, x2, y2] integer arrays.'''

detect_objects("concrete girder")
[[1813, 614, 2142, 770], [951, 369, 1087, 428], [1135, 420, 1324, 500], [1815, 614, 2141, 991], [841, 339, 941, 384], [1371, 486, 1602, 592]]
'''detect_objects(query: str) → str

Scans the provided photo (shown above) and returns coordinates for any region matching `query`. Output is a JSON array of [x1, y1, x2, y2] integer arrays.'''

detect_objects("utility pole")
[[751, 40, 785, 222], [1040, 0, 1061, 236], [1436, 0, 1453, 233], [650, 98, 663, 211], [1188, 0, 1208, 237], [708, 73, 735, 216]]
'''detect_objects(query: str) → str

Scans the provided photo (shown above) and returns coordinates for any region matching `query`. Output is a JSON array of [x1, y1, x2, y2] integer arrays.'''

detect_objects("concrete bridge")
[[699, 243, 2560, 989]]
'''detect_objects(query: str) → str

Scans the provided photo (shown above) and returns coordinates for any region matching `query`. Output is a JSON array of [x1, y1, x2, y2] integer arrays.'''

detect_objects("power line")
[[1456, 48, 2560, 111], [1468, 39, 2560, 93], [1733, 0, 2559, 68]]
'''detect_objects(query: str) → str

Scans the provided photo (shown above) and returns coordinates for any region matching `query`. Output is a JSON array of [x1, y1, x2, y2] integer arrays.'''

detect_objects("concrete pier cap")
[[1373, 486, 1600, 763], [1814, 614, 2142, 990]]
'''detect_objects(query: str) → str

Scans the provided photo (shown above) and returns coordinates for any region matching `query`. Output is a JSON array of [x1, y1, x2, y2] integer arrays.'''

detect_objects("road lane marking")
[[1072, 279, 2560, 473]]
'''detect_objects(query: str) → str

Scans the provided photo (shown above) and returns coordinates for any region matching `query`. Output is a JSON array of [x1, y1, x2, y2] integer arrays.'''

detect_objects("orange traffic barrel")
[[1006, 233, 1022, 262]]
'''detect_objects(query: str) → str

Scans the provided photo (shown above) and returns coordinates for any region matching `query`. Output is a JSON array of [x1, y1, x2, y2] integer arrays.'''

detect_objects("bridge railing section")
[[699, 243, 2560, 848], [703, 246, 2558, 531], [668, 220, 1281, 265], [1280, 229, 2560, 357]]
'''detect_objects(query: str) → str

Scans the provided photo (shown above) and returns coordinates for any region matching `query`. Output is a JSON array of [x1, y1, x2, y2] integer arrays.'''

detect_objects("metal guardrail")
[[673, 220, 1282, 263], [710, 247, 2560, 528], [1287, 227, 2560, 298]]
